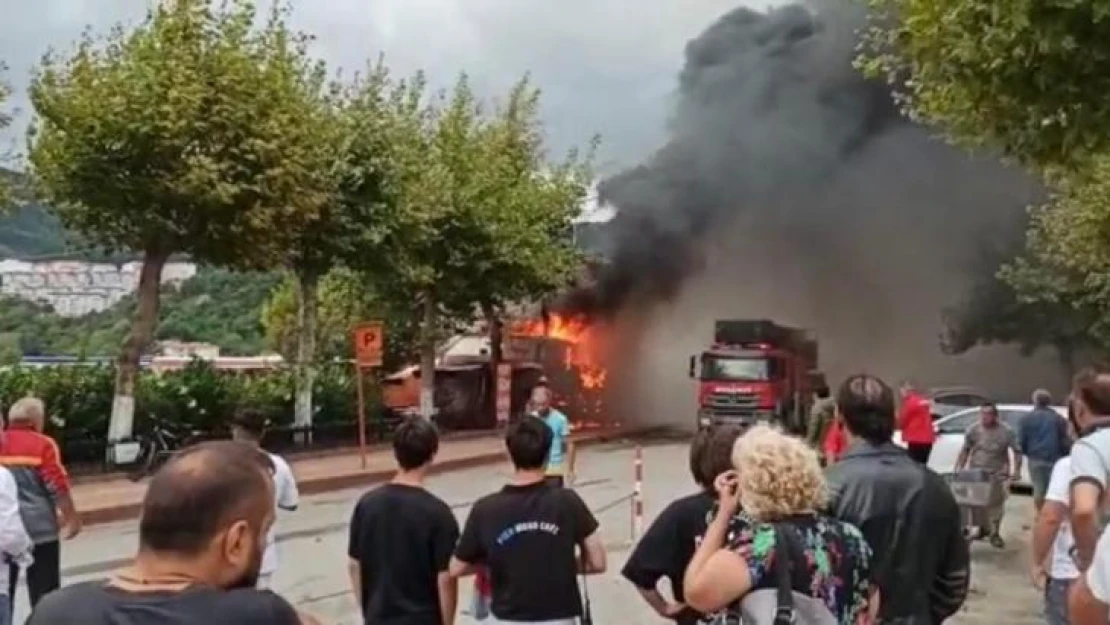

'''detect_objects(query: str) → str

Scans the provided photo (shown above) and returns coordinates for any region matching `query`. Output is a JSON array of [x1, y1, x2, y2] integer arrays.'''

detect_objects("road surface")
[[18, 440, 1044, 624]]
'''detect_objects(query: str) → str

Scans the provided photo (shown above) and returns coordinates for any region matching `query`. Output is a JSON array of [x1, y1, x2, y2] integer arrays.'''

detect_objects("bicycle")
[[124, 417, 206, 482]]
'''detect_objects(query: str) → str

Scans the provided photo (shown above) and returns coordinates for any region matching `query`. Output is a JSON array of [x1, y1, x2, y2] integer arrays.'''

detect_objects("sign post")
[[352, 322, 385, 469], [495, 363, 513, 427]]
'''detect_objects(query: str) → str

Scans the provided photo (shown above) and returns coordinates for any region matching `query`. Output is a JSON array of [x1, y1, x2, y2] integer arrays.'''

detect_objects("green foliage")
[[360, 72, 593, 325], [0, 268, 279, 357], [858, 0, 1110, 172], [27, 0, 332, 266], [1001, 157, 1110, 347], [261, 268, 420, 371], [0, 361, 371, 462]]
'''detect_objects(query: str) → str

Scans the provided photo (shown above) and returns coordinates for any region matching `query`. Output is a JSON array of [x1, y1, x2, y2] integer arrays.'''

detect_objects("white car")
[[894, 403, 1067, 489]]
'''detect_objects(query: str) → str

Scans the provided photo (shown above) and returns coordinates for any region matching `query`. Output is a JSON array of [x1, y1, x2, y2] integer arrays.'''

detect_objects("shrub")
[[0, 360, 380, 465]]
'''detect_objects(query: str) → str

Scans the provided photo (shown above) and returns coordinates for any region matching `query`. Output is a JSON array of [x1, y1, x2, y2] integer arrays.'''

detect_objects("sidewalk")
[[73, 428, 627, 526]]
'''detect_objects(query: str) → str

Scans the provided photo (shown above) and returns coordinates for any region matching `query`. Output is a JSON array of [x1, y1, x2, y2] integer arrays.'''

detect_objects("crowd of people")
[[7, 369, 1110, 624]]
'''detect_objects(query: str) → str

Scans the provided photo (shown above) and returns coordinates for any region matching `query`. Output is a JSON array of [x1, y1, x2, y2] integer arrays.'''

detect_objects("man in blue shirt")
[[530, 386, 576, 487], [1021, 388, 1072, 511]]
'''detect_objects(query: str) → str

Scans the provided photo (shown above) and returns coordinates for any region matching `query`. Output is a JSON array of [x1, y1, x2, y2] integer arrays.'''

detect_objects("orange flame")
[[511, 314, 608, 390]]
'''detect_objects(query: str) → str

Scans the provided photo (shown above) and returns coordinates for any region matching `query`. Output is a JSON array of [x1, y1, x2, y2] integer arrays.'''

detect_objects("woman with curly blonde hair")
[[683, 425, 879, 625]]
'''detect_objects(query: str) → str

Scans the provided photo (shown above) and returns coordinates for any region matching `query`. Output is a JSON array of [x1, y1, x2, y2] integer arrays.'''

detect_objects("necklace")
[[112, 568, 198, 591]]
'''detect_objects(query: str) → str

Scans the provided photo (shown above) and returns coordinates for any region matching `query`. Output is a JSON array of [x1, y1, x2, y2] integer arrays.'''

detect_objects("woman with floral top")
[[683, 425, 879, 625]]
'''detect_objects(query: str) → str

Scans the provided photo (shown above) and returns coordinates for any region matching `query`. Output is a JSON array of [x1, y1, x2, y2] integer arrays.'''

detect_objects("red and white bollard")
[[631, 444, 644, 541]]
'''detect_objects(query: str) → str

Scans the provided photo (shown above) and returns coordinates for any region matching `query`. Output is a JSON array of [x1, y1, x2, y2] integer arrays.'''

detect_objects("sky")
[[0, 0, 762, 174]]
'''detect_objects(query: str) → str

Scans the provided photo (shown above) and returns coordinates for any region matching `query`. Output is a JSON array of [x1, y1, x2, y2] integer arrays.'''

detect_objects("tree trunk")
[[484, 301, 503, 428], [108, 250, 168, 449], [419, 292, 437, 420], [293, 269, 319, 444]]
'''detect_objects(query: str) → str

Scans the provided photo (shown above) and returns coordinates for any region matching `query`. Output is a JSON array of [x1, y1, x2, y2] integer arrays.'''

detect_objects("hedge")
[[0, 361, 382, 468]]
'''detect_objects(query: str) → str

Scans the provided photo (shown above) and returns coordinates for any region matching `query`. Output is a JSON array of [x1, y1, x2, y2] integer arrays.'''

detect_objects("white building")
[[0, 259, 197, 317]]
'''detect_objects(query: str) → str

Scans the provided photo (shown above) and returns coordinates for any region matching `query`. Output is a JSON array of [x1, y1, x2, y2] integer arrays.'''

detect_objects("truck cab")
[[690, 320, 819, 433]]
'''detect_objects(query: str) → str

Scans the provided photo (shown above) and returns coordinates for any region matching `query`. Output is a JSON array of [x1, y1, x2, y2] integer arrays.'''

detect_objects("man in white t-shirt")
[[231, 411, 300, 590], [1032, 456, 1079, 625]]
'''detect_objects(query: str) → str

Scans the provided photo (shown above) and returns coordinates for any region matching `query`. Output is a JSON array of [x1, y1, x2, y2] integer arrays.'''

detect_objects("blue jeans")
[[0, 593, 10, 625], [1045, 577, 1073, 625]]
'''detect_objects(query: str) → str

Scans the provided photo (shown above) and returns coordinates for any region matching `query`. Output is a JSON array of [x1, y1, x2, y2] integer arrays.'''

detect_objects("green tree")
[[362, 74, 592, 417], [999, 158, 1110, 356], [27, 0, 332, 444], [858, 0, 1110, 173], [261, 268, 419, 372]]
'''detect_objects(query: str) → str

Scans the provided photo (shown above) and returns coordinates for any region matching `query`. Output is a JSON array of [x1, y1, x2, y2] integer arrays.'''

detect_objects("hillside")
[[0, 202, 69, 258], [0, 268, 281, 359]]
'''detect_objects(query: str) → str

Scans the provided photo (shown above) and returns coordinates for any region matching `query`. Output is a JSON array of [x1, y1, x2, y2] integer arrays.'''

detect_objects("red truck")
[[689, 319, 823, 433]]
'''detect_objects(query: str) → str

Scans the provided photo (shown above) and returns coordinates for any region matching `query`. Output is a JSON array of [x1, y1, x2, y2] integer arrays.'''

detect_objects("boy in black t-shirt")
[[348, 418, 460, 625], [621, 425, 745, 625], [449, 417, 606, 624]]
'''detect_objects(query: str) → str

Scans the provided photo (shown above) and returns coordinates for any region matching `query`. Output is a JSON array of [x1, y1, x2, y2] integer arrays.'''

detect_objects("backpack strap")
[[772, 524, 797, 625]]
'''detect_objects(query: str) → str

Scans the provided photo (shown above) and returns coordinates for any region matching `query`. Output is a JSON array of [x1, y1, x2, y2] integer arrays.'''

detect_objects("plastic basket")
[[942, 470, 994, 508]]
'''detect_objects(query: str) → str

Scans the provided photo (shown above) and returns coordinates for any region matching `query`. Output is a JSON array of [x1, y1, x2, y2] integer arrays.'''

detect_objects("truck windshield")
[[700, 355, 770, 381]]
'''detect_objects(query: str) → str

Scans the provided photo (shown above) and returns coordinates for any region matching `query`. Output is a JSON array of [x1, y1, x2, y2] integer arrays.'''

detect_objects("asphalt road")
[[16, 440, 1045, 624]]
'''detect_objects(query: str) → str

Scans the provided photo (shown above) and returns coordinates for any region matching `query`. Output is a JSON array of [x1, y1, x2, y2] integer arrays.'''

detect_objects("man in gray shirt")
[[956, 402, 1021, 549], [1068, 368, 1110, 570]]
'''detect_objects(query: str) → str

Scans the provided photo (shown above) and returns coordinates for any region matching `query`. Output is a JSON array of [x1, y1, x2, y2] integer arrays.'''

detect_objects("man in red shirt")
[[1, 397, 80, 609], [899, 382, 936, 464]]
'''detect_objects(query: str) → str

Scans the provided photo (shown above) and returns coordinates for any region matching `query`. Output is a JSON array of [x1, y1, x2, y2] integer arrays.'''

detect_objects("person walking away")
[[683, 425, 878, 625], [25, 440, 320, 625], [348, 417, 459, 625], [449, 416, 605, 625], [230, 410, 299, 590], [1066, 367, 1110, 570], [1, 397, 79, 608], [0, 465, 31, 625], [805, 384, 836, 465], [956, 402, 1022, 548], [826, 374, 970, 625], [898, 382, 935, 465], [1021, 389, 1071, 512], [529, 387, 576, 487], [1030, 454, 1079, 625], [622, 425, 744, 624]]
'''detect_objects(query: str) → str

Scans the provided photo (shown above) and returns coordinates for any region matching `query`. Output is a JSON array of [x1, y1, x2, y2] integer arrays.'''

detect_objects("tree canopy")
[[26, 0, 336, 440], [858, 0, 1110, 173]]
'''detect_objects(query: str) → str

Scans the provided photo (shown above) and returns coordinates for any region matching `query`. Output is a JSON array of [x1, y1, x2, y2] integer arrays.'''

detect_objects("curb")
[[77, 429, 635, 527]]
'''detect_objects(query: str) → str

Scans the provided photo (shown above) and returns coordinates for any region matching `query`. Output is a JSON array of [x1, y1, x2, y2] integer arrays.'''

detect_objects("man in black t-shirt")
[[25, 441, 317, 625], [449, 416, 606, 624], [348, 417, 460, 625], [622, 425, 744, 625]]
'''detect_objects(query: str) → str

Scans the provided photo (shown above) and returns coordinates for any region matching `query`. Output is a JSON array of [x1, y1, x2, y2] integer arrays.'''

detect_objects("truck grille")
[[705, 391, 760, 416]]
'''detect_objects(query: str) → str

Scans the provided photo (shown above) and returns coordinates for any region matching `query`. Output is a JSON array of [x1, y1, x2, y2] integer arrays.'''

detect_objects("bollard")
[[630, 444, 644, 541]]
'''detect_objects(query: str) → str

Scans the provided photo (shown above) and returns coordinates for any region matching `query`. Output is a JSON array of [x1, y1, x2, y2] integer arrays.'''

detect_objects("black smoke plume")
[[563, 0, 1058, 417]]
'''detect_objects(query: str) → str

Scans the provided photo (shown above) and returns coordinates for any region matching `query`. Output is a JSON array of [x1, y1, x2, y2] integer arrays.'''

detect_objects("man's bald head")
[[836, 374, 896, 445], [139, 440, 274, 556]]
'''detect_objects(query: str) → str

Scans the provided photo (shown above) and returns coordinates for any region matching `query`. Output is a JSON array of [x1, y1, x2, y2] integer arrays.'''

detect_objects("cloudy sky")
[[0, 0, 760, 173]]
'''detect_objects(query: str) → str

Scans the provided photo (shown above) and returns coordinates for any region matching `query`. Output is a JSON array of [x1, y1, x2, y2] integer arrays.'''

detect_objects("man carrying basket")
[[955, 403, 1023, 549]]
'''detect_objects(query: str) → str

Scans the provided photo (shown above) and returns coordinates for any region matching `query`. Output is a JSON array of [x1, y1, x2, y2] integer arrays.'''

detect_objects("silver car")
[[928, 386, 992, 421]]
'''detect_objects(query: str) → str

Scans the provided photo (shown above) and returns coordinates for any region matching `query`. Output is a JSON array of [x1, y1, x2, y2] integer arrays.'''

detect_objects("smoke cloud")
[[568, 0, 1061, 427]]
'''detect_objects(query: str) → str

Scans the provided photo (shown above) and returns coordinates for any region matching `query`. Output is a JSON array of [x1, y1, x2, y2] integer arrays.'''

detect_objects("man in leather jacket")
[[825, 374, 970, 625]]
